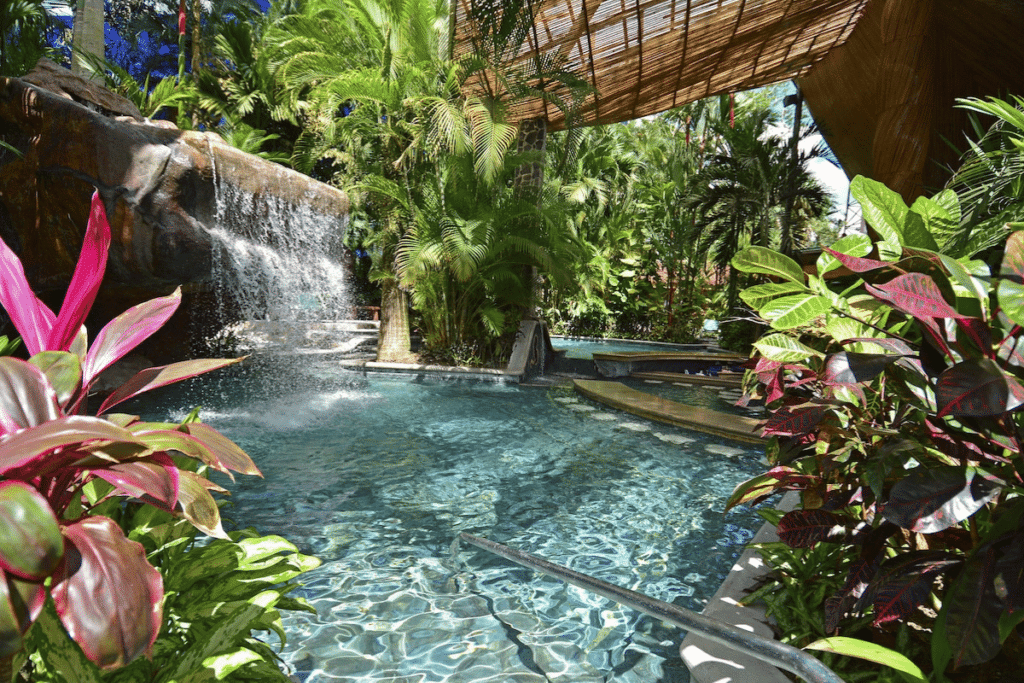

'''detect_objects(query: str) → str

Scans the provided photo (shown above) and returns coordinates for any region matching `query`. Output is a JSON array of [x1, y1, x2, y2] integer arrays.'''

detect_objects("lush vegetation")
[[726, 97, 1024, 680], [0, 0, 842, 362], [0, 195, 319, 680]]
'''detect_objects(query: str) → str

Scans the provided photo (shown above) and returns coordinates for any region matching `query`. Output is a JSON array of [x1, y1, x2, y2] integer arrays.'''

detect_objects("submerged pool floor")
[[132, 357, 765, 682]]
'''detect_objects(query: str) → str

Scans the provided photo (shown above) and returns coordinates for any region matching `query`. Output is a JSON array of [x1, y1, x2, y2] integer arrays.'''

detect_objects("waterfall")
[[203, 156, 359, 354]]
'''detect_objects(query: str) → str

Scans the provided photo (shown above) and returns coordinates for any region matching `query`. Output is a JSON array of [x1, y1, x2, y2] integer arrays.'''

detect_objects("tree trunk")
[[71, 0, 104, 81], [377, 277, 411, 362], [514, 117, 547, 320]]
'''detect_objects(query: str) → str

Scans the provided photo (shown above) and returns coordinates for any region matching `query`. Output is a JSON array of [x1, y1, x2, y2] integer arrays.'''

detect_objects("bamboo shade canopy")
[[453, 0, 1024, 200], [452, 0, 870, 130]]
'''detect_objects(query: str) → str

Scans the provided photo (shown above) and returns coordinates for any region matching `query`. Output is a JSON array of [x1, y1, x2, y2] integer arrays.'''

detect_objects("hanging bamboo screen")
[[452, 0, 869, 130]]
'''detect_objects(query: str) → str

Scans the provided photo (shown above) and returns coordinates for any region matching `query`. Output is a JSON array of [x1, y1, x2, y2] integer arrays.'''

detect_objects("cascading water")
[[202, 157, 363, 354]]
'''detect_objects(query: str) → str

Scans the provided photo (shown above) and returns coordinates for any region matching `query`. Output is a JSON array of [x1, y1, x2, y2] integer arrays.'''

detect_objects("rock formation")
[[0, 60, 350, 359]]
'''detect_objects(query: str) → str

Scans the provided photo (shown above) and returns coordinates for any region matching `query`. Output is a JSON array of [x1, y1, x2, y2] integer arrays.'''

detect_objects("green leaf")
[[201, 647, 263, 679], [901, 211, 939, 251], [25, 600, 104, 683], [753, 334, 824, 362], [156, 601, 264, 683], [999, 609, 1024, 643], [998, 231, 1024, 326], [805, 636, 927, 683], [759, 294, 830, 330], [912, 193, 960, 250], [939, 255, 989, 316], [739, 281, 809, 310], [731, 246, 805, 283], [28, 352, 82, 408], [0, 482, 63, 580], [817, 233, 872, 274], [850, 175, 908, 250]]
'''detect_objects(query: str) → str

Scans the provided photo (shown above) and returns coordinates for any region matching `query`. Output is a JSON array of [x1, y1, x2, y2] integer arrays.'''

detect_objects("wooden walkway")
[[573, 379, 763, 444]]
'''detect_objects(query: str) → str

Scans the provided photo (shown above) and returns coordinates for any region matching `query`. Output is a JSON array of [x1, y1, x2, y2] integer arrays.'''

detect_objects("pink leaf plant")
[[0, 191, 259, 668]]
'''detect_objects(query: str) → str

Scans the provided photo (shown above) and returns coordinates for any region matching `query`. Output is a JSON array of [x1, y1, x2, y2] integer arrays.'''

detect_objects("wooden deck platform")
[[573, 379, 763, 444]]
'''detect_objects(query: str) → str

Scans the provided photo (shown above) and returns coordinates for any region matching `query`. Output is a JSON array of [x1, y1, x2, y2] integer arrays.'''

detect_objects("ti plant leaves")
[[0, 191, 267, 671]]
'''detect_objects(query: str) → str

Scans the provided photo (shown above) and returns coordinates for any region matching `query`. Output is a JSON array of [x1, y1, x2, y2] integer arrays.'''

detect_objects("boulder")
[[0, 61, 350, 360]]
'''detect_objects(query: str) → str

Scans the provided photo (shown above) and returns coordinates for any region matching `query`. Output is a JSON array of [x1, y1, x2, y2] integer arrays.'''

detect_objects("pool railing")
[[457, 532, 844, 683]]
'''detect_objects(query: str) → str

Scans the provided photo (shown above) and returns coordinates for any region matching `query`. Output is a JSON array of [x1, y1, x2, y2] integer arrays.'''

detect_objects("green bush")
[[729, 174, 1024, 678]]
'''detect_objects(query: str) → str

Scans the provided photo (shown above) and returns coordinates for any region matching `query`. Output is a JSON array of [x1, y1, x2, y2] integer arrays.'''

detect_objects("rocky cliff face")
[[0, 60, 350, 359]]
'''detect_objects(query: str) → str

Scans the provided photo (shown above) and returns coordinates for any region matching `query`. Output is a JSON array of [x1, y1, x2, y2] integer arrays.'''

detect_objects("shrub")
[[729, 175, 1024, 676], [0, 192, 318, 679]]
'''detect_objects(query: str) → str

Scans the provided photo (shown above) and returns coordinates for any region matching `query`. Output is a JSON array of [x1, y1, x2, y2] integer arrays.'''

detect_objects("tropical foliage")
[[0, 0, 54, 77], [0, 192, 317, 679], [728, 171, 1024, 677]]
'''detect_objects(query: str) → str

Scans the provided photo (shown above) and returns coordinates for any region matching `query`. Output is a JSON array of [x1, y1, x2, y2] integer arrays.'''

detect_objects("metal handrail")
[[457, 532, 844, 683]]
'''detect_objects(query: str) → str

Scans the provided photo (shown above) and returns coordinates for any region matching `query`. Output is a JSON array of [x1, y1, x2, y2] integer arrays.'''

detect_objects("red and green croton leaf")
[[935, 358, 1024, 417], [945, 548, 1002, 668], [51, 516, 162, 670], [776, 509, 849, 548], [855, 551, 961, 625], [881, 467, 1001, 534]]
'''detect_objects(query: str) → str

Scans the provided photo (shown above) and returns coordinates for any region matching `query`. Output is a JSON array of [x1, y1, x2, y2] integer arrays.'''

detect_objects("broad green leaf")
[[998, 231, 1024, 326], [25, 600, 104, 683], [912, 193, 959, 250], [805, 637, 926, 683], [0, 482, 63, 580], [731, 246, 805, 283], [939, 255, 989, 316], [999, 609, 1024, 643], [817, 233, 872, 274], [29, 352, 82, 408], [901, 211, 939, 251], [753, 334, 824, 362], [850, 175, 908, 248], [158, 601, 264, 683], [739, 281, 809, 310], [825, 316, 885, 354], [202, 648, 263, 679], [237, 536, 301, 567], [759, 293, 830, 329]]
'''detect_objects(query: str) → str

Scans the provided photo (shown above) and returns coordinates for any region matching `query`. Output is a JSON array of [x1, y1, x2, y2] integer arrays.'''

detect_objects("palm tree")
[[269, 0, 525, 361], [72, 0, 104, 79], [690, 101, 829, 312], [1, 0, 51, 76]]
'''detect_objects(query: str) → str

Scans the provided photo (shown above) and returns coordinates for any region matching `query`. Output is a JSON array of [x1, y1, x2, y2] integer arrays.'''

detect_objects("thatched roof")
[[453, 0, 1024, 201]]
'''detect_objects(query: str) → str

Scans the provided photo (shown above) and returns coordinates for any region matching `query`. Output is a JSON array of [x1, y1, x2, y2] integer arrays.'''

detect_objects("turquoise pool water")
[[133, 357, 764, 682]]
